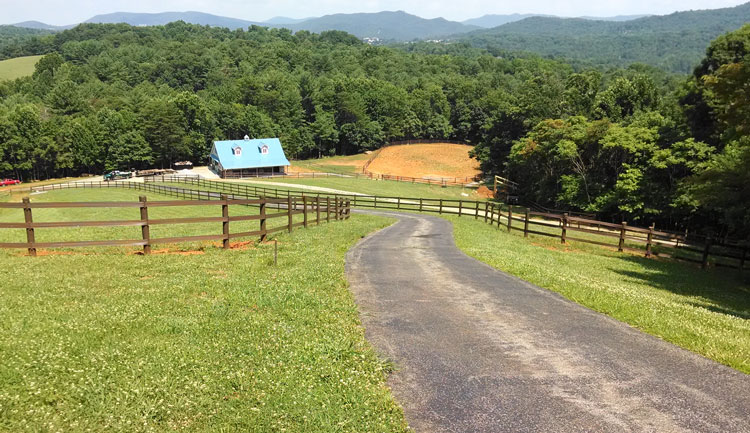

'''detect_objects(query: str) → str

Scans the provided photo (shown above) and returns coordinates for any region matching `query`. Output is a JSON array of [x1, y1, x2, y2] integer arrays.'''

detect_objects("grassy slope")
[[0, 189, 407, 432], [238, 177, 487, 200], [0, 55, 42, 81], [446, 215, 750, 374], [291, 154, 370, 174]]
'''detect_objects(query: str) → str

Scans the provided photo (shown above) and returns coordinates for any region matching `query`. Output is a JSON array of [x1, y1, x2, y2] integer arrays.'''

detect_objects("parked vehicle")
[[0, 179, 21, 186], [103, 171, 133, 181]]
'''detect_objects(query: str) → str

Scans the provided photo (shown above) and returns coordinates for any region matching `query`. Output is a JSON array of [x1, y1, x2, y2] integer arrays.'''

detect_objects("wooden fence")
[[149, 176, 748, 270], [0, 182, 351, 255]]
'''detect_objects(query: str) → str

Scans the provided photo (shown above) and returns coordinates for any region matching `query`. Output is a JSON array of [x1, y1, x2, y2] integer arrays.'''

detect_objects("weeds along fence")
[[150, 176, 748, 270], [0, 181, 351, 256]]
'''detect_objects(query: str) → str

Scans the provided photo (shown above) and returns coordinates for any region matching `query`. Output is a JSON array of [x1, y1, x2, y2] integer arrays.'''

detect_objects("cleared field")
[[291, 153, 371, 174], [0, 188, 406, 431], [366, 143, 480, 179], [213, 177, 489, 201], [447, 214, 750, 374], [0, 55, 42, 81]]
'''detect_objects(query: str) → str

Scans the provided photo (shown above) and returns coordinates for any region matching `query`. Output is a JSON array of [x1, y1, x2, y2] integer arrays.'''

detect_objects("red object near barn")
[[0, 179, 21, 186]]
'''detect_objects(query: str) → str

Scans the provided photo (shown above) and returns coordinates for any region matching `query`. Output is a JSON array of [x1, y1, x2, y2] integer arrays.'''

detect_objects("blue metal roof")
[[210, 138, 290, 170]]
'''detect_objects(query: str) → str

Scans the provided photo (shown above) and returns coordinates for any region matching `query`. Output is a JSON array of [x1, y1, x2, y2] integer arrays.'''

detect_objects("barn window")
[[260, 145, 269, 154], [233, 146, 242, 156]]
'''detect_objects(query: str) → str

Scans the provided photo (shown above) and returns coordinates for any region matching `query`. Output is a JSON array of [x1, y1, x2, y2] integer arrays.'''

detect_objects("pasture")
[[0, 55, 42, 81], [0, 188, 407, 432]]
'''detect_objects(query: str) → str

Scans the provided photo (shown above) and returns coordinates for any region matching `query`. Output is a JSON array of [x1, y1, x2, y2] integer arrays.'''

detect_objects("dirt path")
[[346, 211, 750, 433]]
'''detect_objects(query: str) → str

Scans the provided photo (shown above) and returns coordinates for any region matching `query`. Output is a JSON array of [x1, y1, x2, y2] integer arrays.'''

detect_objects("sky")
[[1, 0, 747, 25]]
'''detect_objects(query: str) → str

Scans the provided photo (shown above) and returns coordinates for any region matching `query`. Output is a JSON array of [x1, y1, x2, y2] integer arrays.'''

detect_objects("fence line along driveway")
[[346, 210, 750, 433]]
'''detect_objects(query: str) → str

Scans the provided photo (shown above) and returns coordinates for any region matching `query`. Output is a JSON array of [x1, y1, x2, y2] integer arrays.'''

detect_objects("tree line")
[[0, 22, 748, 238]]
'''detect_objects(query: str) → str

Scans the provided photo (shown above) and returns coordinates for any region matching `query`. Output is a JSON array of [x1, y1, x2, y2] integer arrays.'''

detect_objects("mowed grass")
[[0, 55, 42, 81], [291, 154, 370, 174], [230, 177, 487, 201], [445, 215, 750, 374], [0, 189, 407, 432]]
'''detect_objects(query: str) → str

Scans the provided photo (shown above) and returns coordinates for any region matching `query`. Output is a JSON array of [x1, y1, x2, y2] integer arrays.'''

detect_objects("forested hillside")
[[462, 2, 750, 73], [0, 22, 748, 238], [0, 26, 53, 60]]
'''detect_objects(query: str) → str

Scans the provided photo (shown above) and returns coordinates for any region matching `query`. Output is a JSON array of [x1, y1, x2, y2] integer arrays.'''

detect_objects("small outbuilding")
[[209, 136, 291, 178]]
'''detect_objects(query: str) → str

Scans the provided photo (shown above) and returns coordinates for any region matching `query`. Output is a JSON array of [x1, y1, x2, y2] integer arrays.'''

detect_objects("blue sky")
[[2, 0, 747, 25]]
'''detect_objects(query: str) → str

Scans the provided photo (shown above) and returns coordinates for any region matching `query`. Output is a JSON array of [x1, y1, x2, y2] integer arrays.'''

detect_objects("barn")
[[208, 136, 291, 178]]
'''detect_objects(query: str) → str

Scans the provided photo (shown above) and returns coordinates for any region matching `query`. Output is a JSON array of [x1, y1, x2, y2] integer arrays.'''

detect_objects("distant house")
[[209, 136, 291, 178]]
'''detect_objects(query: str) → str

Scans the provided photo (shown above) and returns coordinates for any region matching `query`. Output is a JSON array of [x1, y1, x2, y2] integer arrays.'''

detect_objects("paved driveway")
[[346, 211, 750, 432]]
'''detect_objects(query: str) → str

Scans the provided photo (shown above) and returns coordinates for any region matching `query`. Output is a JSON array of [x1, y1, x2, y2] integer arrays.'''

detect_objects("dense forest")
[[0, 21, 748, 239], [461, 2, 750, 73]]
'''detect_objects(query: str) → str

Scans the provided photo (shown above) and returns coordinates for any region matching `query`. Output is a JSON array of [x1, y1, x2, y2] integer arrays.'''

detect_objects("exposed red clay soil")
[[475, 186, 495, 199], [367, 143, 480, 179]]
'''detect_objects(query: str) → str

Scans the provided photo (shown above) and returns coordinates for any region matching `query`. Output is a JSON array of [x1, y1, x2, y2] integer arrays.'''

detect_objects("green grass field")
[[224, 177, 487, 201], [291, 154, 370, 174], [0, 55, 42, 81], [0, 189, 407, 432], [446, 215, 750, 374]]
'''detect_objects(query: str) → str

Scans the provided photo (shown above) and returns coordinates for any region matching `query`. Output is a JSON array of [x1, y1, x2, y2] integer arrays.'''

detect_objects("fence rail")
[[148, 176, 748, 270], [3, 178, 746, 270], [0, 181, 351, 255]]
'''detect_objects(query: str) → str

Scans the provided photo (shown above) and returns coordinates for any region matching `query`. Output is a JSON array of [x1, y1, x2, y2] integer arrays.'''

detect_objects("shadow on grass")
[[612, 255, 750, 320]]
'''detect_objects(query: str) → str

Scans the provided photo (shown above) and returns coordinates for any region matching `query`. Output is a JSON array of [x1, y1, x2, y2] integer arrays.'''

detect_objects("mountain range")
[[460, 2, 750, 72], [7, 10, 653, 41], [5, 4, 750, 72]]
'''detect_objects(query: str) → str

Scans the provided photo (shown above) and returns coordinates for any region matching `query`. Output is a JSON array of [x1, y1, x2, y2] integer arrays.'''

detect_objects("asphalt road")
[[346, 211, 750, 433]]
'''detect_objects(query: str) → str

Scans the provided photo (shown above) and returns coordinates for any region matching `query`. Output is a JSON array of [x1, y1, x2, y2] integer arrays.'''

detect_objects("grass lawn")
[[445, 214, 750, 374], [291, 154, 371, 175], [0, 189, 407, 432], [0, 55, 43, 81], [227, 177, 487, 201]]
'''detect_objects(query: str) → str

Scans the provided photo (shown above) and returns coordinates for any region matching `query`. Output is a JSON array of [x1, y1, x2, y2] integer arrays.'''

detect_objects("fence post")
[[419, 198, 423, 212], [618, 222, 627, 252], [334, 197, 339, 221], [303, 196, 308, 228], [646, 224, 655, 257], [139, 196, 151, 255], [507, 206, 513, 232], [346, 199, 351, 219], [489, 204, 494, 225], [702, 237, 712, 269], [259, 195, 267, 242], [475, 201, 479, 220], [561, 213, 568, 244], [326, 197, 331, 223], [458, 200, 463, 217], [439, 199, 443, 215], [484, 202, 489, 223], [397, 197, 401, 210], [316, 196, 321, 225], [524, 208, 530, 238], [221, 194, 230, 249], [22, 197, 36, 257], [287, 196, 293, 233]]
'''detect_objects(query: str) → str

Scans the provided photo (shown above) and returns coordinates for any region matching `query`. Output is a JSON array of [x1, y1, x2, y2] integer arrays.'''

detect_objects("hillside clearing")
[[366, 143, 480, 179], [0, 188, 406, 432], [0, 55, 42, 81]]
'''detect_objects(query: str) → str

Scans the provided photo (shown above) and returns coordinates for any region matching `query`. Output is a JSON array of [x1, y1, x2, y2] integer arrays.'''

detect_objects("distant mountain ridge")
[[461, 14, 647, 28], [84, 11, 265, 29], [460, 2, 750, 73], [288, 11, 477, 40]]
